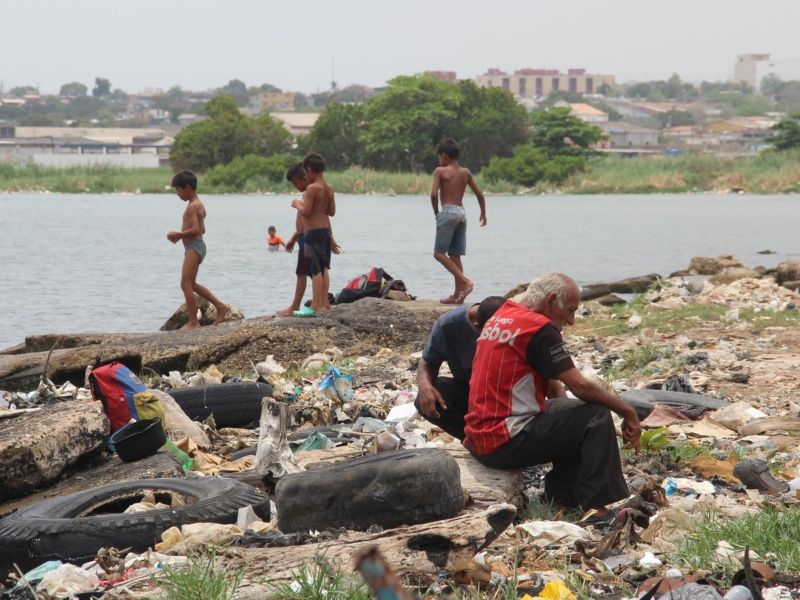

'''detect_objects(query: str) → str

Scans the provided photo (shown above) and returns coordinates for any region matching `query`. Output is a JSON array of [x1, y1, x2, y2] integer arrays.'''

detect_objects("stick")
[[41, 335, 63, 382]]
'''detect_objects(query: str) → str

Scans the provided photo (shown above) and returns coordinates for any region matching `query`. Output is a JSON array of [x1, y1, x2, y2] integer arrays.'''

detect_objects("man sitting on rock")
[[463, 272, 641, 517], [415, 296, 505, 439]]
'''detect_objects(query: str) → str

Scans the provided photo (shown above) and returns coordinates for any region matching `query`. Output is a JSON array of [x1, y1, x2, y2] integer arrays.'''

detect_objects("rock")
[[0, 401, 109, 499], [505, 283, 528, 299], [775, 260, 800, 285], [580, 274, 661, 300], [594, 294, 627, 306], [1, 299, 451, 392], [780, 279, 800, 291], [688, 255, 743, 275], [709, 267, 761, 285], [160, 295, 244, 331]]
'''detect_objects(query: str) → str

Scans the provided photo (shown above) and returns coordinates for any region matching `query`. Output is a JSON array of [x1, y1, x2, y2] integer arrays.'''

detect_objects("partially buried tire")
[[276, 448, 465, 533], [168, 382, 273, 427], [0, 478, 269, 574]]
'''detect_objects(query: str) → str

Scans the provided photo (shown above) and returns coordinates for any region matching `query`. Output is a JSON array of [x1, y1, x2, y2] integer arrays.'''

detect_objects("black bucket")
[[110, 418, 167, 462]]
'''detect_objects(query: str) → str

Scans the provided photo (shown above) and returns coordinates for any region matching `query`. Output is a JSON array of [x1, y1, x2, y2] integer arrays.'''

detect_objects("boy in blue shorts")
[[430, 138, 487, 304]]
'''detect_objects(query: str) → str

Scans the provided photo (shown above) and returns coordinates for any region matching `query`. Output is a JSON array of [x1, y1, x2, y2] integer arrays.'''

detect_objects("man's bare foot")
[[213, 304, 230, 325], [454, 282, 474, 304], [276, 307, 296, 317], [181, 322, 202, 330]]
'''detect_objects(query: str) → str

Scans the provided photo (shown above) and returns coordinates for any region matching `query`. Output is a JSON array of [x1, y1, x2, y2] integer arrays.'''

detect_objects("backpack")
[[335, 267, 396, 304], [89, 362, 148, 432]]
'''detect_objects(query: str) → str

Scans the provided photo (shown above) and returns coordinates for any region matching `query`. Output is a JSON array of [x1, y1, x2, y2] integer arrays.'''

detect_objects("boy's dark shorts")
[[295, 233, 306, 276], [304, 228, 331, 276]]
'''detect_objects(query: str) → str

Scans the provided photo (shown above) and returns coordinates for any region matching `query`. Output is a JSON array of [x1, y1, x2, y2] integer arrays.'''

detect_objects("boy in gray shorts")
[[430, 138, 487, 304]]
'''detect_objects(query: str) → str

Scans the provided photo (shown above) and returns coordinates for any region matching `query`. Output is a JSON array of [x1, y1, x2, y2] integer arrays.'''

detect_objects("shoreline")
[[1, 152, 800, 195]]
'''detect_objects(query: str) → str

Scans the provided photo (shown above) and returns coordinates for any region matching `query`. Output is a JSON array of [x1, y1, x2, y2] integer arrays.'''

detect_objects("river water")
[[1, 192, 798, 349]]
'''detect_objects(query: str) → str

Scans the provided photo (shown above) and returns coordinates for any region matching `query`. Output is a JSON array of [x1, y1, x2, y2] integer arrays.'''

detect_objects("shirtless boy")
[[290, 153, 335, 315], [167, 170, 229, 329], [278, 162, 340, 317], [430, 138, 487, 305]]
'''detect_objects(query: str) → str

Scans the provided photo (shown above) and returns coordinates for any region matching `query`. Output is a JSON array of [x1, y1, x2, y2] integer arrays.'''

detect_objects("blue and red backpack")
[[335, 267, 400, 304], [89, 362, 148, 432]]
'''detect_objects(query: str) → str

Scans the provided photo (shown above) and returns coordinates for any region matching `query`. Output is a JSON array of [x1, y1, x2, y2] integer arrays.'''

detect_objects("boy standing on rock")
[[291, 153, 336, 316], [430, 138, 487, 305], [167, 170, 229, 329]]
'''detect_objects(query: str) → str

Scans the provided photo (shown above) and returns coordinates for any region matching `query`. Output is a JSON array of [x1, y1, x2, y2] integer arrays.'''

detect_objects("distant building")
[[474, 67, 615, 99], [598, 122, 659, 148], [424, 71, 458, 82], [733, 54, 770, 89], [259, 92, 296, 112], [270, 112, 320, 136], [565, 102, 608, 123]]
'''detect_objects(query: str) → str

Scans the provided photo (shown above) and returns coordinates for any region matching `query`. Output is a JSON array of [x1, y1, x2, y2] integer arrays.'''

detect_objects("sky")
[[4, 0, 800, 95]]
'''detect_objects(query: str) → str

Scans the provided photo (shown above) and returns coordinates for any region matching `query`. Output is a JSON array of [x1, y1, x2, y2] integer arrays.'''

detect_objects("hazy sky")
[[5, 0, 800, 95]]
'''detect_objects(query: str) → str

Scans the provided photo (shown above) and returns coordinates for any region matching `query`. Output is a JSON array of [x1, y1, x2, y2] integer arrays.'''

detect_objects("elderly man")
[[464, 272, 641, 515], [415, 296, 505, 439]]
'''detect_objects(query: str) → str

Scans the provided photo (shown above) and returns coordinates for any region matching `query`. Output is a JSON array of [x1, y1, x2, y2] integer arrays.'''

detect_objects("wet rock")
[[775, 260, 800, 285], [580, 274, 661, 301], [709, 267, 761, 285], [0, 401, 109, 499], [594, 294, 627, 306], [688, 255, 743, 275], [161, 295, 244, 331]]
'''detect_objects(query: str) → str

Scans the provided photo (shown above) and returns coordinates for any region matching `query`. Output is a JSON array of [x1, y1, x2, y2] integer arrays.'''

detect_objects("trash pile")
[[2, 256, 800, 598]]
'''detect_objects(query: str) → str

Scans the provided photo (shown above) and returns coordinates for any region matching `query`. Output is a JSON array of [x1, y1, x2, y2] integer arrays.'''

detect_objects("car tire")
[[276, 448, 464, 533], [0, 477, 269, 574], [168, 382, 273, 428]]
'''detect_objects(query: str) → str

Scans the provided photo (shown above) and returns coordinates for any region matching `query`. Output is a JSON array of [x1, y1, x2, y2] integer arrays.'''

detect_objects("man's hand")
[[166, 231, 181, 244], [418, 385, 447, 419], [479, 212, 487, 227], [331, 238, 342, 255], [621, 411, 642, 454], [291, 199, 302, 209], [285, 239, 295, 253]]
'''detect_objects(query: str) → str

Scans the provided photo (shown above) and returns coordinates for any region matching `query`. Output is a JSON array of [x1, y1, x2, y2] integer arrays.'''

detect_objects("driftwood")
[[223, 502, 516, 583], [254, 398, 303, 478]]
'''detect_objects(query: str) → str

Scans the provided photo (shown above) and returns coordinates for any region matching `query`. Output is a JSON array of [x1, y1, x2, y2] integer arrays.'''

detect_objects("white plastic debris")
[[638, 551, 663, 569], [36, 563, 99, 598], [516, 520, 590, 547], [627, 313, 643, 328], [255, 355, 286, 378], [385, 402, 418, 423]]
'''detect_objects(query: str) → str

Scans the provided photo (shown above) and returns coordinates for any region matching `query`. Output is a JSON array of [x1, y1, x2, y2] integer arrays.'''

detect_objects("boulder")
[[594, 294, 627, 306], [580, 274, 661, 301], [505, 283, 528, 299], [781, 280, 800, 291], [0, 401, 109, 499], [161, 295, 244, 331], [687, 255, 742, 275], [709, 267, 761, 285], [776, 260, 800, 285]]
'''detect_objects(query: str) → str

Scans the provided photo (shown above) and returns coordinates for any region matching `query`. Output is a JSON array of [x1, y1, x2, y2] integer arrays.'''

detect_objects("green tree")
[[760, 74, 783, 98], [299, 102, 364, 169], [219, 79, 248, 105], [92, 77, 111, 97], [482, 145, 547, 187], [59, 82, 88, 97], [452, 80, 530, 170], [530, 107, 606, 156], [10, 85, 37, 96], [361, 75, 462, 172], [626, 82, 652, 99], [170, 95, 292, 171], [659, 110, 695, 128], [736, 95, 771, 116], [767, 114, 800, 151]]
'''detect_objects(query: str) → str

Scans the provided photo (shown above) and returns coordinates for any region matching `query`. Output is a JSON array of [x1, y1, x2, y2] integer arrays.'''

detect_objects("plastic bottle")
[[162, 439, 194, 471]]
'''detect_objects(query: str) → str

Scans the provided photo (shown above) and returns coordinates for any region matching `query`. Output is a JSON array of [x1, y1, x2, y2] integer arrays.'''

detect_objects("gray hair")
[[518, 272, 577, 310]]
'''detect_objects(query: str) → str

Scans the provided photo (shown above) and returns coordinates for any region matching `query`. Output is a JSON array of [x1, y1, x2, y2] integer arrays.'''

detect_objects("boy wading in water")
[[431, 138, 487, 305], [290, 153, 335, 316], [278, 162, 340, 317], [167, 170, 229, 329]]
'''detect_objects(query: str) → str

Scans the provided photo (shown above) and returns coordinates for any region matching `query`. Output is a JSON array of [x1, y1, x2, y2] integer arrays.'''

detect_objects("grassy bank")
[[2, 152, 800, 194]]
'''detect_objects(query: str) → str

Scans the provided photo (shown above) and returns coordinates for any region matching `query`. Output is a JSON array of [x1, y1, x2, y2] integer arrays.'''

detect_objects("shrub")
[[204, 154, 296, 190]]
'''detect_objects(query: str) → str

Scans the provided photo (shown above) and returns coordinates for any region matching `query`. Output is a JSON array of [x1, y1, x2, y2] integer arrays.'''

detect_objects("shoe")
[[292, 306, 318, 318]]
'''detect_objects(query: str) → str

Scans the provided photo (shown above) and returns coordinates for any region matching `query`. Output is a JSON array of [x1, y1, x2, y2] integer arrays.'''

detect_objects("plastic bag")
[[150, 389, 211, 448], [317, 367, 354, 404]]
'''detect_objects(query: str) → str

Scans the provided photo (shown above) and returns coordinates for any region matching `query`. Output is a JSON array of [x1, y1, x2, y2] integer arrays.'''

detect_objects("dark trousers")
[[414, 376, 469, 440], [473, 398, 629, 509]]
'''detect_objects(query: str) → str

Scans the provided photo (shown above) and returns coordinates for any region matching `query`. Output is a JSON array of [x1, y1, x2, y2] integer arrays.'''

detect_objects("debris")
[[516, 521, 591, 548]]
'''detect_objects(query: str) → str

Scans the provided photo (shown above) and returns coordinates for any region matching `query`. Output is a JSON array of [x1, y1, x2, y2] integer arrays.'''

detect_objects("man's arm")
[[557, 368, 641, 452], [467, 172, 487, 226], [416, 357, 447, 418], [430, 168, 442, 216], [285, 232, 299, 253]]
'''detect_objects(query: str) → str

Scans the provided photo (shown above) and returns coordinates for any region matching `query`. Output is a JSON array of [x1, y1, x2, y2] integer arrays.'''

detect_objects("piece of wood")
[[254, 398, 304, 478], [739, 416, 800, 436], [221, 503, 516, 583]]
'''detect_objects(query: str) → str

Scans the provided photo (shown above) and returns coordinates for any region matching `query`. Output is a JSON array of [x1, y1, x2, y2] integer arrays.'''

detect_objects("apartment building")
[[474, 68, 615, 99]]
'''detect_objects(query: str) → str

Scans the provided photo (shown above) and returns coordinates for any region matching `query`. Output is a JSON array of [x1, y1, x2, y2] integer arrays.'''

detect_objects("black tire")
[[276, 448, 464, 533], [228, 447, 257, 460], [619, 389, 729, 419], [0, 478, 269, 574], [168, 382, 273, 428]]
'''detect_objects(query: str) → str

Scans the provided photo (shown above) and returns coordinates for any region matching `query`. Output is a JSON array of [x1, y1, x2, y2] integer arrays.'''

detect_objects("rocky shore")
[[2, 256, 800, 599]]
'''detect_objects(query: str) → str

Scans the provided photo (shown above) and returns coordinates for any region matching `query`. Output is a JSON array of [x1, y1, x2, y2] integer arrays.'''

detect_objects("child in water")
[[267, 226, 285, 251]]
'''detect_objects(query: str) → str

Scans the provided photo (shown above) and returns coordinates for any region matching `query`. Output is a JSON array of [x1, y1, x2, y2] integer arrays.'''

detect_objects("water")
[[1, 192, 798, 349]]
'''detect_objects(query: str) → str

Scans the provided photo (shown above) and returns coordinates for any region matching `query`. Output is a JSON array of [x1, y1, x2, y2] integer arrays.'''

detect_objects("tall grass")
[[2, 151, 800, 194]]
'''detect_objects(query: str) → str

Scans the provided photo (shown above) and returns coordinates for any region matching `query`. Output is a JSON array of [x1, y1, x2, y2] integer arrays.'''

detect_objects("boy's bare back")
[[299, 181, 335, 230], [434, 164, 473, 207]]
